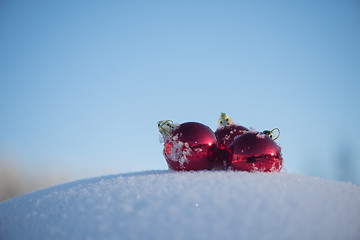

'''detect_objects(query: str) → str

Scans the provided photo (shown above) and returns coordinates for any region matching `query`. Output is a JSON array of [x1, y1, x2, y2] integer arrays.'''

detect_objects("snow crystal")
[[160, 132, 172, 144], [167, 135, 192, 166], [233, 134, 242, 142], [181, 142, 192, 161], [159, 134, 165, 143], [1, 171, 360, 240], [249, 127, 258, 133], [256, 132, 266, 139], [269, 164, 277, 172], [217, 125, 225, 130]]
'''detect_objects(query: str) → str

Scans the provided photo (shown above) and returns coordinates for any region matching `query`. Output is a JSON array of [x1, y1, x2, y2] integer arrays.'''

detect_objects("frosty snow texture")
[[1, 171, 360, 240]]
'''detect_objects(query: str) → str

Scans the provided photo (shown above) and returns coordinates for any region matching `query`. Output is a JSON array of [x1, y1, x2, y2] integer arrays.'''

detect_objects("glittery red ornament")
[[228, 132, 283, 172], [162, 122, 218, 171], [214, 125, 249, 169]]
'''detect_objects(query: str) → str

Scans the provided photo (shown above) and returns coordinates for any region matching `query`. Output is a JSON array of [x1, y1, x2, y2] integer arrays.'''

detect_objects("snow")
[[162, 135, 192, 166], [249, 126, 258, 133], [256, 132, 266, 139], [1, 171, 360, 240]]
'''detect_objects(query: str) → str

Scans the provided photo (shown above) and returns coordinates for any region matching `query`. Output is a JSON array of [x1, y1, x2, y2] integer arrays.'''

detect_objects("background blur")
[[1, 0, 359, 202]]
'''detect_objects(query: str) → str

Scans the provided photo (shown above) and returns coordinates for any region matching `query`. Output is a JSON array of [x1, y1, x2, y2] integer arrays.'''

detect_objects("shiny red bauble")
[[214, 125, 249, 169], [228, 132, 283, 172], [163, 122, 218, 171]]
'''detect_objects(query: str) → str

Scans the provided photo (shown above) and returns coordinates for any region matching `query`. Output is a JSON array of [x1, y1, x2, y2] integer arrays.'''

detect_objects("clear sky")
[[1, 0, 359, 184]]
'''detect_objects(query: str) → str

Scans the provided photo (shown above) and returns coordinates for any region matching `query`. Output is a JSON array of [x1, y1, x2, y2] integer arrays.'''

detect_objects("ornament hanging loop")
[[158, 120, 174, 137], [270, 128, 280, 140], [263, 128, 280, 140]]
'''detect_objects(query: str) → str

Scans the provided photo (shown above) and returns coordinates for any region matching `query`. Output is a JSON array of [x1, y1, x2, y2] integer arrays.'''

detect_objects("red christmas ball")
[[163, 122, 218, 171], [228, 132, 283, 172], [214, 125, 249, 169]]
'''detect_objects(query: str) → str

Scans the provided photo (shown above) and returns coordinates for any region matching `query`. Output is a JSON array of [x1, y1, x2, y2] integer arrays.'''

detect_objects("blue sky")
[[1, 0, 359, 184]]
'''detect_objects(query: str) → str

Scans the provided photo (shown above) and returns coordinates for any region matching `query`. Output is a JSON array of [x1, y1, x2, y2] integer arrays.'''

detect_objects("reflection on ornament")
[[229, 132, 283, 172]]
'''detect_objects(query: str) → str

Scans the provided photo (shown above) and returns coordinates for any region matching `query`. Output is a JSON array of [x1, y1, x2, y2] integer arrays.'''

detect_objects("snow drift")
[[1, 171, 359, 240]]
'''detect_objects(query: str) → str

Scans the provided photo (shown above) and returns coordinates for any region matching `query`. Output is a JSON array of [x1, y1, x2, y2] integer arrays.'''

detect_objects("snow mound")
[[1, 171, 360, 240]]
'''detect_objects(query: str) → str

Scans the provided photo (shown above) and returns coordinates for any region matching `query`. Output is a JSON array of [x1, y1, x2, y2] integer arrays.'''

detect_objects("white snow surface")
[[1, 171, 360, 240]]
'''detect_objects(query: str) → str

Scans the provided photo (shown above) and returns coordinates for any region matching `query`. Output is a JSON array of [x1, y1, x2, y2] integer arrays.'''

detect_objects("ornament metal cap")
[[158, 120, 174, 137], [218, 113, 234, 127]]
